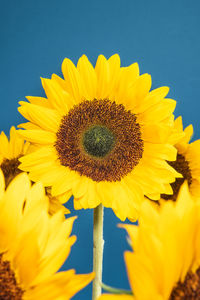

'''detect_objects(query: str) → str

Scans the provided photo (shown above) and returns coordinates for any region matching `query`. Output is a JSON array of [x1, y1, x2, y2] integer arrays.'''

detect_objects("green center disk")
[[83, 125, 115, 158]]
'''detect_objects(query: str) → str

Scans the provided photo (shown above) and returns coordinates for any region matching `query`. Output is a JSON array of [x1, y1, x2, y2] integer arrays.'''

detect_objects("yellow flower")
[[0, 126, 69, 215], [0, 126, 29, 187], [161, 116, 200, 201], [99, 182, 200, 300], [18, 54, 180, 220], [0, 171, 94, 299]]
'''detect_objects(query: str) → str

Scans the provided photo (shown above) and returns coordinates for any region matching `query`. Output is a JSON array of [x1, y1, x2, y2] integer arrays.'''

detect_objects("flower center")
[[0, 157, 22, 187], [55, 99, 144, 182], [161, 153, 192, 201], [0, 254, 24, 299], [170, 267, 200, 299], [82, 125, 115, 158]]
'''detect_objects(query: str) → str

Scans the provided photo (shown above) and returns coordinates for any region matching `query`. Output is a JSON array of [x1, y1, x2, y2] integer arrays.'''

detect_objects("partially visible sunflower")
[[99, 182, 200, 300], [161, 116, 200, 201], [0, 126, 29, 187], [18, 54, 181, 220], [0, 171, 94, 299], [0, 126, 69, 215]]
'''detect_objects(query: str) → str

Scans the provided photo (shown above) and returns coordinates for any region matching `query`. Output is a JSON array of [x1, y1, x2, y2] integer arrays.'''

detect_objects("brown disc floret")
[[0, 254, 24, 299], [0, 157, 22, 187], [161, 153, 192, 201], [55, 99, 144, 182], [170, 267, 200, 299]]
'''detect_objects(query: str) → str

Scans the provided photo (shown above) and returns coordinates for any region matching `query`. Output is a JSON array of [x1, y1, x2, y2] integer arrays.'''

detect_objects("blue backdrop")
[[1, 0, 200, 299]]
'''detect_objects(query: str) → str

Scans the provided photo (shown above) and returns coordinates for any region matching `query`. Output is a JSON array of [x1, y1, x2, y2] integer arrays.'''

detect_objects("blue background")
[[1, 0, 200, 299]]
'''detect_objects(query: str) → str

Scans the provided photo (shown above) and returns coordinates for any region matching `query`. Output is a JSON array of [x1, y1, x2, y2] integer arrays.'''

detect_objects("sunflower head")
[[0, 170, 94, 299], [55, 98, 143, 182], [18, 54, 180, 220], [99, 182, 200, 300], [161, 116, 200, 201], [124, 182, 200, 299], [0, 126, 69, 216], [0, 126, 29, 187]]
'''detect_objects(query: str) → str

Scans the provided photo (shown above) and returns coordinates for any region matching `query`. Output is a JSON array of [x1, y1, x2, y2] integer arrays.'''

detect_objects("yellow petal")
[[95, 55, 109, 99], [99, 181, 138, 221], [18, 122, 42, 130], [29, 165, 67, 186], [24, 271, 94, 300], [9, 126, 25, 158], [26, 96, 52, 108], [77, 54, 97, 100], [19, 103, 61, 133], [13, 231, 40, 287], [126, 73, 151, 110], [107, 54, 121, 95], [18, 130, 56, 145], [115, 63, 139, 104], [19, 146, 57, 167], [137, 99, 176, 123], [51, 73, 67, 91], [142, 123, 171, 143], [52, 169, 78, 196], [134, 86, 169, 114], [62, 58, 84, 103], [41, 78, 74, 114], [24, 182, 48, 216], [143, 143, 177, 161], [0, 169, 5, 199], [0, 131, 9, 158]]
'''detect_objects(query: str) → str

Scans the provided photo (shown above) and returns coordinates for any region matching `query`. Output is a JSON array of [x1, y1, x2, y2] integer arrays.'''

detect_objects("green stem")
[[102, 282, 133, 295], [92, 204, 104, 300]]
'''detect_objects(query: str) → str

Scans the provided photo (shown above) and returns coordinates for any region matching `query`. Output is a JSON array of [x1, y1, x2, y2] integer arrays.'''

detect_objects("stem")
[[92, 204, 104, 300], [101, 282, 133, 295]]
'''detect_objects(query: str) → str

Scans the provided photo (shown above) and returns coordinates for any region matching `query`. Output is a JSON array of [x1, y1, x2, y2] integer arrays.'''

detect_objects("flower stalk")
[[101, 282, 133, 295], [92, 204, 104, 300]]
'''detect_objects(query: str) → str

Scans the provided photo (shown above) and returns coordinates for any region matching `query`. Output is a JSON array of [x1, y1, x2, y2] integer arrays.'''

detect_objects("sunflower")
[[18, 54, 181, 220], [161, 116, 200, 201], [0, 126, 69, 215], [99, 182, 200, 300], [0, 171, 94, 299], [0, 126, 30, 187]]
